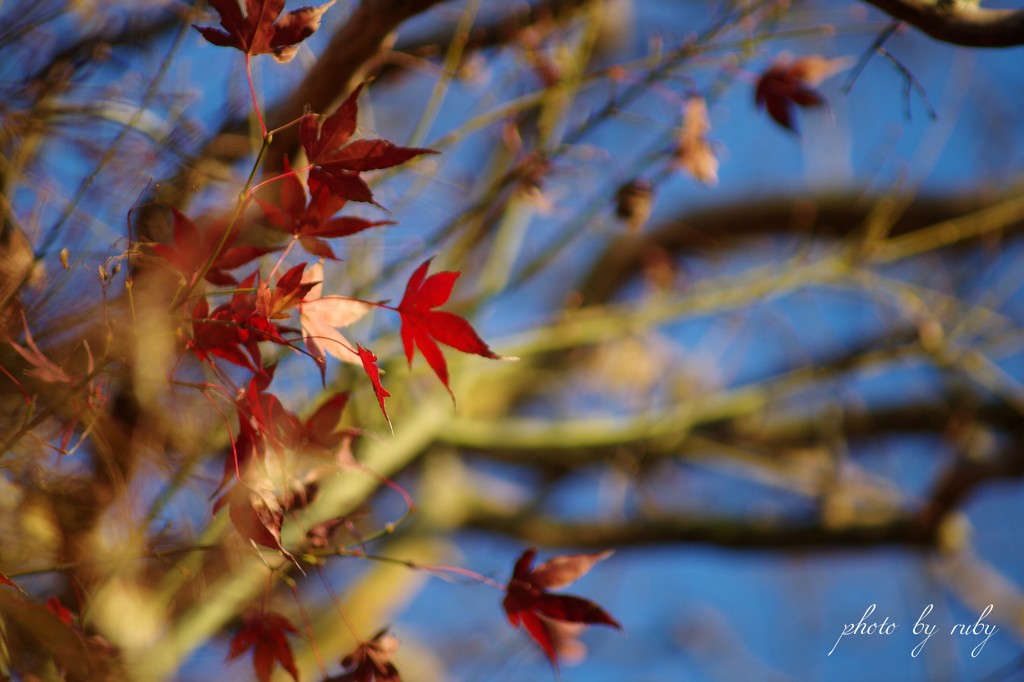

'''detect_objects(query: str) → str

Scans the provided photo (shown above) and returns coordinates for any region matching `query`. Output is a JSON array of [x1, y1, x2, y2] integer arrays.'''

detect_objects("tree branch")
[[579, 193, 1008, 305], [861, 0, 1024, 48], [374, 0, 596, 82], [463, 508, 934, 550]]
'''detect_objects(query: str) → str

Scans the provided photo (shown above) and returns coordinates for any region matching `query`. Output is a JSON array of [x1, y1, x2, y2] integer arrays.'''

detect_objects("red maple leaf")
[[357, 344, 391, 430], [152, 208, 274, 286], [300, 85, 437, 206], [257, 158, 393, 259], [324, 629, 402, 682], [46, 596, 77, 627], [393, 258, 503, 397], [194, 0, 335, 63], [502, 548, 621, 668], [227, 610, 301, 682], [188, 278, 267, 374], [216, 368, 303, 490], [755, 55, 849, 133], [213, 480, 296, 562], [294, 391, 352, 452]]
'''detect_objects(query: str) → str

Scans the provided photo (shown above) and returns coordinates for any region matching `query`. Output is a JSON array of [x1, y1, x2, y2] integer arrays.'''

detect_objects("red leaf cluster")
[[195, 0, 335, 63], [188, 276, 265, 374], [228, 610, 301, 682], [502, 548, 621, 668]]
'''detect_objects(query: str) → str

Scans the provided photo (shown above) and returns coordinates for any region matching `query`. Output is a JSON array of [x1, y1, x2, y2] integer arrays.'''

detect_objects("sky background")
[[6, 0, 1024, 680]]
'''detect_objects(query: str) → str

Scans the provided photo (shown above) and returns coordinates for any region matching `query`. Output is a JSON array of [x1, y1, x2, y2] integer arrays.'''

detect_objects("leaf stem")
[[246, 54, 268, 137]]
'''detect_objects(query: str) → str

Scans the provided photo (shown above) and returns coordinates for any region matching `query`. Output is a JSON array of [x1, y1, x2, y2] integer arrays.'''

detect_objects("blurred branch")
[[579, 193, 1019, 305], [461, 436, 1024, 551], [722, 400, 1024, 447], [860, 0, 1024, 48], [462, 507, 933, 549], [442, 330, 924, 463], [25, 6, 182, 84], [923, 435, 1024, 525], [376, 0, 597, 82]]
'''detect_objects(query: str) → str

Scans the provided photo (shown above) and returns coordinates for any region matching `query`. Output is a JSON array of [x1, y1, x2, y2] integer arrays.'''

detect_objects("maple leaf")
[[394, 258, 503, 397], [755, 54, 850, 133], [257, 158, 393, 259], [295, 391, 351, 452], [256, 262, 317, 320], [299, 261, 372, 365], [152, 208, 274, 286], [214, 482, 288, 553], [357, 345, 391, 430], [673, 97, 719, 186], [323, 629, 402, 682], [502, 548, 621, 668], [46, 596, 76, 627], [228, 610, 301, 682], [305, 516, 347, 549], [189, 293, 261, 373], [300, 85, 437, 206], [216, 369, 302, 490], [194, 0, 335, 63]]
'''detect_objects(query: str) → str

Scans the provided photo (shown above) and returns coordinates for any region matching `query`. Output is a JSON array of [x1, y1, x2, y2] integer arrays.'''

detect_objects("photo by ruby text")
[[828, 604, 998, 658]]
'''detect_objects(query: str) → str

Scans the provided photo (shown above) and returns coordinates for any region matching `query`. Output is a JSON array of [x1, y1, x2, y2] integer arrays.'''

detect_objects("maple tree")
[[2, 0, 1024, 680]]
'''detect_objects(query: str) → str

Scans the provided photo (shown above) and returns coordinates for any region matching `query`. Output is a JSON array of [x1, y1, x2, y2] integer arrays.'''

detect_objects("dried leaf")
[[195, 0, 335, 62], [755, 54, 849, 133], [673, 97, 719, 185], [299, 262, 372, 364]]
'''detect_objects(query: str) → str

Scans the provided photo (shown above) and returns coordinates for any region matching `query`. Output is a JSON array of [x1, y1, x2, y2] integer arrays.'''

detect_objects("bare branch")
[[375, 0, 595, 82], [861, 0, 1024, 48], [463, 508, 934, 550], [923, 436, 1024, 525], [578, 193, 1020, 305]]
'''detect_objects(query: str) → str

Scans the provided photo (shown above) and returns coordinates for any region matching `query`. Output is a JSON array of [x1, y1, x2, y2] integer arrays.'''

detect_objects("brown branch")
[[463, 508, 934, 550], [722, 400, 1024, 448], [922, 435, 1024, 526], [860, 0, 1024, 48], [578, 193, 1012, 305], [375, 0, 595, 82]]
